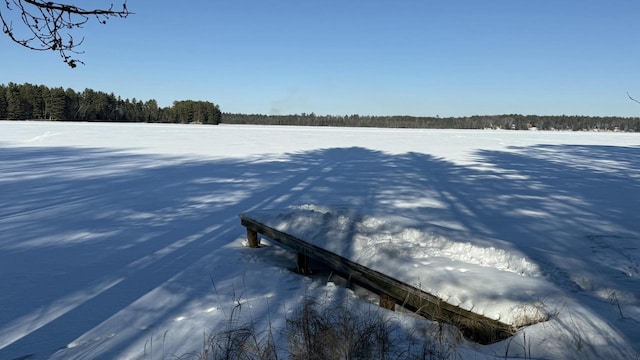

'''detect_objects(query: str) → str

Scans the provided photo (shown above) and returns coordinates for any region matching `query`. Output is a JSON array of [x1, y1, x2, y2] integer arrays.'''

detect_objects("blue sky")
[[1, 0, 640, 116]]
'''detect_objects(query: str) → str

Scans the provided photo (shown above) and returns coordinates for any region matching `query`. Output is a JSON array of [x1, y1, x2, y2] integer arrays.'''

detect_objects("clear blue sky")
[[1, 0, 640, 117]]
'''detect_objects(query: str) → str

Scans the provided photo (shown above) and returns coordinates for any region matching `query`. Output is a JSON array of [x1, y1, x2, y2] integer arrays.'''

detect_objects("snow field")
[[0, 121, 638, 359]]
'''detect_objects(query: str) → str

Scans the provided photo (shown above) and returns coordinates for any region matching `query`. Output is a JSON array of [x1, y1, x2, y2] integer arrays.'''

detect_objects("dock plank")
[[240, 214, 515, 344]]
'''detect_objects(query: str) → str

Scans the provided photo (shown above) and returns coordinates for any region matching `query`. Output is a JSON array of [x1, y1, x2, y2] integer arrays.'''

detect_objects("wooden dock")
[[240, 213, 515, 344]]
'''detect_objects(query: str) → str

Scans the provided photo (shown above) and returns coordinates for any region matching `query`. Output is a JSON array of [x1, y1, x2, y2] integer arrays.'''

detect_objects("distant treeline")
[[0, 82, 221, 124], [2, 82, 639, 131], [222, 113, 640, 132]]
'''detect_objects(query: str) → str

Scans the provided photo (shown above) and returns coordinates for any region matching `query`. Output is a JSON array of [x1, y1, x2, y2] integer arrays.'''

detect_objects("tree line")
[[2, 82, 638, 131], [0, 82, 221, 124], [223, 113, 640, 132]]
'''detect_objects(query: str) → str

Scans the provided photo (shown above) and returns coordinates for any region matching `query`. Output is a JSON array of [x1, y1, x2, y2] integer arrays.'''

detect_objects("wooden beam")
[[239, 214, 515, 344]]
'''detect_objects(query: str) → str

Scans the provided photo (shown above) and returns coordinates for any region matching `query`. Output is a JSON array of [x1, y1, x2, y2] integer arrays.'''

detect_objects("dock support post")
[[379, 293, 396, 311], [297, 252, 310, 274], [247, 228, 260, 248]]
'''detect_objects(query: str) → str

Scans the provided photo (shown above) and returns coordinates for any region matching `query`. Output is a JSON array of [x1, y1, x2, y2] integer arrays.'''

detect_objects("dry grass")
[[182, 295, 462, 360]]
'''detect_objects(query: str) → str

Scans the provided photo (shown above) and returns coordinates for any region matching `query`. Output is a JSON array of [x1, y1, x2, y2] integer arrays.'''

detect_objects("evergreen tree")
[[78, 88, 98, 120], [6, 83, 26, 120], [21, 83, 44, 119], [64, 88, 80, 120], [143, 99, 159, 122], [0, 84, 7, 119], [1, 82, 226, 124], [45, 87, 66, 120]]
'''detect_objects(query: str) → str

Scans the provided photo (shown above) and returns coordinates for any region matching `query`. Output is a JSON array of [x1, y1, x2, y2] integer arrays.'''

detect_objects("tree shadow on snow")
[[0, 142, 638, 358]]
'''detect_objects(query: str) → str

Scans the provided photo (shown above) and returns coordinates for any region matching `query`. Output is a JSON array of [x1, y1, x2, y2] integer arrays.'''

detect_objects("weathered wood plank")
[[240, 214, 514, 344]]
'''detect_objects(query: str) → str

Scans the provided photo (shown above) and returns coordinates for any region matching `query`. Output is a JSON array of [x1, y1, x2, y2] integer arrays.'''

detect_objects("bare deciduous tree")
[[628, 92, 640, 105], [0, 0, 130, 67]]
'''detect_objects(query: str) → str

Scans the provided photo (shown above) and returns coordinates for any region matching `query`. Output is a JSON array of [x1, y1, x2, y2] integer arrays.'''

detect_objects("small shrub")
[[196, 295, 278, 360], [286, 298, 397, 360]]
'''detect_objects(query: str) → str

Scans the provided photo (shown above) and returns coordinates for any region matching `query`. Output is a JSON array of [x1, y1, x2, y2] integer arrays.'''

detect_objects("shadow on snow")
[[0, 143, 638, 358]]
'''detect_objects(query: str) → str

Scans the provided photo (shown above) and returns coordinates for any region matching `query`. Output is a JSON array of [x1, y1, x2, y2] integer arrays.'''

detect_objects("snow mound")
[[289, 204, 540, 277], [245, 205, 559, 326]]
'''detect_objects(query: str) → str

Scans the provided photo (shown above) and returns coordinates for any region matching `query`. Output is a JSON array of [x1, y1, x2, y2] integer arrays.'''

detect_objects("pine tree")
[[0, 84, 7, 119], [64, 88, 80, 120], [46, 87, 66, 120], [144, 99, 159, 122], [6, 83, 25, 120]]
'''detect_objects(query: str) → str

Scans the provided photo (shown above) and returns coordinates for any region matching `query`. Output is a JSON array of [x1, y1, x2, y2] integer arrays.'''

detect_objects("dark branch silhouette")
[[0, 0, 130, 67], [628, 92, 640, 105]]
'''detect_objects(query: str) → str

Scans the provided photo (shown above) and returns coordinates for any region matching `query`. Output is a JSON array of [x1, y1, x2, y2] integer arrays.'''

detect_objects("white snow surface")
[[1, 121, 639, 359]]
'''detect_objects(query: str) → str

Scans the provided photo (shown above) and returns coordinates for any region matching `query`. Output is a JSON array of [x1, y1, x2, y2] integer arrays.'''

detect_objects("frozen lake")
[[0, 121, 639, 359]]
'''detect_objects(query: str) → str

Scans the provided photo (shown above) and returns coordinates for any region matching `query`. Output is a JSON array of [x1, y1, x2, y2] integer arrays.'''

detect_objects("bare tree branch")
[[1, 0, 131, 67], [628, 92, 640, 105]]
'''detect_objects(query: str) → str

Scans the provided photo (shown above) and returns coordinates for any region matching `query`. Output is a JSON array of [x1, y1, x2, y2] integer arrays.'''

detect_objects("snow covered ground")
[[0, 121, 639, 359]]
